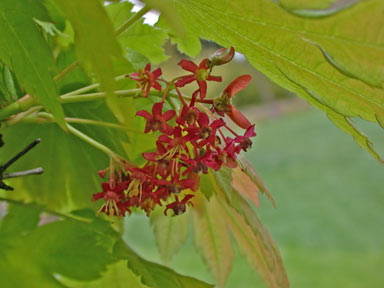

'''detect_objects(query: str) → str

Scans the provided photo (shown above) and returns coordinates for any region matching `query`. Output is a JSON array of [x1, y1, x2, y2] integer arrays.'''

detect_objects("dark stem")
[[0, 139, 40, 172], [2, 167, 43, 179]]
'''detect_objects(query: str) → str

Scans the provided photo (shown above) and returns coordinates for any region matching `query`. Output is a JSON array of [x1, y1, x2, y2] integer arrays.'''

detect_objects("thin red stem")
[[175, 87, 188, 106], [161, 83, 171, 103], [224, 123, 239, 137]]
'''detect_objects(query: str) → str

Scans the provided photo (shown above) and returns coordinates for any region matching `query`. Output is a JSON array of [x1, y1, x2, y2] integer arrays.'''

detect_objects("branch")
[[0, 139, 40, 172], [3, 167, 44, 179]]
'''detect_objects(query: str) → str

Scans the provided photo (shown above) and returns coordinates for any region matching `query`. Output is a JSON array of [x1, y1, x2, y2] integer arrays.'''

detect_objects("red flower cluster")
[[93, 47, 256, 217]]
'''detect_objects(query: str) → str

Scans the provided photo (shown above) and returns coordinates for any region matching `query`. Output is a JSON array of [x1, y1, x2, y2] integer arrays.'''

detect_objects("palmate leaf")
[[215, 194, 289, 288], [0, 64, 18, 103], [113, 240, 214, 288], [192, 194, 234, 288], [193, 166, 287, 287], [0, 202, 211, 288], [60, 261, 150, 288], [172, 0, 384, 164], [105, 2, 168, 64], [0, 100, 127, 211], [190, 189, 289, 288], [155, 16, 201, 58], [52, 0, 124, 120], [149, 206, 191, 263], [141, 0, 202, 57], [0, 0, 66, 130], [0, 204, 117, 288]]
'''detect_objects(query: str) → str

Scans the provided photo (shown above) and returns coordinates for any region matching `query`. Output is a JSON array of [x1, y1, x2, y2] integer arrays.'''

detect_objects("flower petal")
[[152, 81, 162, 91], [92, 192, 104, 201], [197, 112, 209, 127], [178, 59, 198, 72], [175, 75, 196, 87], [181, 194, 195, 204], [158, 134, 171, 143], [144, 63, 151, 72], [244, 124, 256, 138], [163, 109, 176, 121], [198, 59, 210, 69], [136, 110, 152, 120], [152, 67, 162, 78], [160, 124, 173, 135], [211, 118, 225, 129], [197, 80, 207, 99], [143, 152, 158, 161], [152, 102, 163, 115], [207, 75, 222, 82]]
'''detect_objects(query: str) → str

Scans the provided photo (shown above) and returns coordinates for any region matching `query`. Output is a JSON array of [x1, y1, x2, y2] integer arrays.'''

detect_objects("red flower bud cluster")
[[93, 47, 256, 217]]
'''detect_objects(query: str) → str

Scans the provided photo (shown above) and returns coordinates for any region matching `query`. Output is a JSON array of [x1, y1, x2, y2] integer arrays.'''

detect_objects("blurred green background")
[[124, 42, 384, 288]]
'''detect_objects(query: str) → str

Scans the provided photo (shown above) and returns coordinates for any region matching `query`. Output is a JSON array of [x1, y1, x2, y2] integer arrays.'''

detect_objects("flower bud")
[[209, 46, 235, 67], [98, 169, 107, 178]]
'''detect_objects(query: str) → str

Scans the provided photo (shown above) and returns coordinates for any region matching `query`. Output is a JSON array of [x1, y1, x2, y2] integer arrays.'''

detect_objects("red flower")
[[175, 59, 222, 99], [93, 181, 129, 216], [176, 105, 200, 126], [234, 125, 256, 152], [164, 194, 195, 216], [137, 102, 176, 134], [129, 63, 162, 97]]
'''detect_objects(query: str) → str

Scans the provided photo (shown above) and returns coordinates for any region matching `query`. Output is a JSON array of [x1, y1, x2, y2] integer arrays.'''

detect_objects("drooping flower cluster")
[[93, 47, 256, 217]]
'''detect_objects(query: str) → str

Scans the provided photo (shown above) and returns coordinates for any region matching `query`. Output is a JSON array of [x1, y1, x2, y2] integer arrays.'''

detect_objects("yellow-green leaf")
[[174, 0, 384, 164], [106, 2, 168, 64], [0, 0, 66, 130], [113, 240, 214, 288], [192, 194, 234, 287], [150, 207, 191, 263], [53, 0, 124, 120], [216, 194, 289, 288]]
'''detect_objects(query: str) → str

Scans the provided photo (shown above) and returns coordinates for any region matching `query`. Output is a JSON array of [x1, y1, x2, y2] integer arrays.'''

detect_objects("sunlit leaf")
[[60, 261, 149, 288], [0, 64, 18, 103], [0, 0, 66, 130], [113, 240, 214, 288], [174, 0, 384, 163], [156, 16, 201, 58], [150, 207, 191, 263], [0, 203, 42, 236], [106, 2, 168, 64], [0, 100, 127, 211], [52, 0, 124, 120], [0, 205, 117, 288], [199, 172, 215, 200]]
